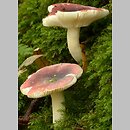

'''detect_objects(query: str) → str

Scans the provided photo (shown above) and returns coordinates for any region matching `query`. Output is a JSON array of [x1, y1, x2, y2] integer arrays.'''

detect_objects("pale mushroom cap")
[[42, 3, 109, 28], [20, 63, 83, 98]]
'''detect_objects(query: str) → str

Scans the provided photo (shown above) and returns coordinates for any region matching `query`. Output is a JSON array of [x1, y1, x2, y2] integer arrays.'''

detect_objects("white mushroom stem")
[[67, 27, 82, 63], [51, 91, 65, 124]]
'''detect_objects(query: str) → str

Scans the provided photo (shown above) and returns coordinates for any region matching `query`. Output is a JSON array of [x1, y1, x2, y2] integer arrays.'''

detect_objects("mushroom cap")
[[42, 3, 109, 28], [20, 63, 83, 98]]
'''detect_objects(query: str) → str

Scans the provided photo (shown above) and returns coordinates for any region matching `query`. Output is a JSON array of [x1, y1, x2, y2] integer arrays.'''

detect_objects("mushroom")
[[42, 3, 109, 63], [20, 63, 83, 125]]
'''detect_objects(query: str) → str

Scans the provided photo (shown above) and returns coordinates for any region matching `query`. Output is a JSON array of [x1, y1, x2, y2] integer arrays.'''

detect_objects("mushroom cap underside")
[[20, 63, 83, 98]]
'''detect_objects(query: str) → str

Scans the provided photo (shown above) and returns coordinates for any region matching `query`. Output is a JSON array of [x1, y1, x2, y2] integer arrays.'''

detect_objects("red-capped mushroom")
[[42, 3, 109, 63], [20, 63, 83, 124]]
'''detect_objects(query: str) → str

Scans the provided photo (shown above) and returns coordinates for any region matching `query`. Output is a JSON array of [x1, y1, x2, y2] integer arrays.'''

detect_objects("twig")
[[80, 44, 87, 72], [18, 99, 39, 125]]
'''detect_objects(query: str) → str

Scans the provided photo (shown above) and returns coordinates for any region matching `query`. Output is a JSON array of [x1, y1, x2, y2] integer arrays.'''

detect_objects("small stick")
[[18, 99, 39, 125]]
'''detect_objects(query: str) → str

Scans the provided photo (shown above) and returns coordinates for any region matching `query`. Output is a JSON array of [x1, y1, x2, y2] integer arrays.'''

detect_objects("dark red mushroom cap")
[[43, 3, 109, 28], [48, 3, 99, 15], [20, 63, 83, 98]]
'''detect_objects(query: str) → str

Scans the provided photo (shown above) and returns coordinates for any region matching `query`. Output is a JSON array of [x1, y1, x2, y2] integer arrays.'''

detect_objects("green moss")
[[79, 24, 112, 130], [18, 0, 112, 129]]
